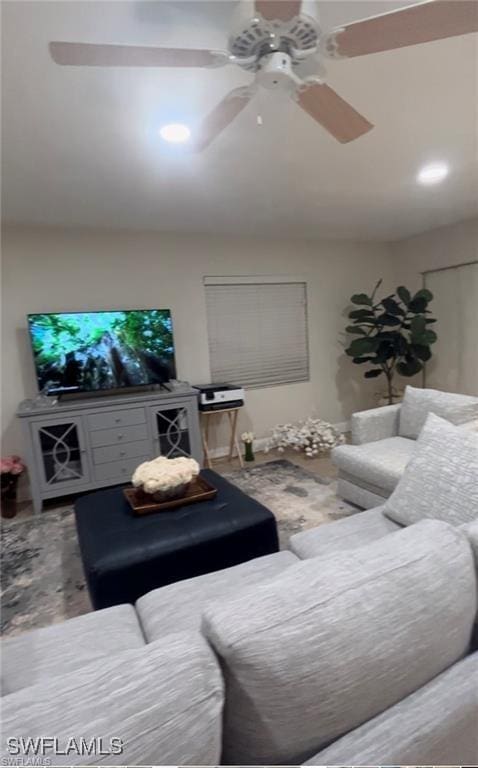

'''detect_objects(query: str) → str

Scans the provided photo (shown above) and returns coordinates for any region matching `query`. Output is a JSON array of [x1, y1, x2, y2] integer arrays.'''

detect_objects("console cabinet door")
[[31, 417, 91, 491], [149, 400, 201, 462]]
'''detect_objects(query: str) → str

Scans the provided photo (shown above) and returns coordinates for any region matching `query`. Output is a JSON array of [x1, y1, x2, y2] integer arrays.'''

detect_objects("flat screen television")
[[27, 309, 177, 396]]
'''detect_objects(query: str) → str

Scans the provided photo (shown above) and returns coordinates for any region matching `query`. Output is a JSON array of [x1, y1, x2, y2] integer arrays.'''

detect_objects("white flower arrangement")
[[132, 456, 199, 495], [265, 417, 345, 458], [241, 431, 254, 444]]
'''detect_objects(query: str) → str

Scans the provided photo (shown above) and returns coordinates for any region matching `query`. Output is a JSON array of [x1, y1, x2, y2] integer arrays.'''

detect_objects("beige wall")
[[391, 217, 478, 394], [390, 217, 478, 391], [1, 225, 397, 472], [391, 217, 478, 289]]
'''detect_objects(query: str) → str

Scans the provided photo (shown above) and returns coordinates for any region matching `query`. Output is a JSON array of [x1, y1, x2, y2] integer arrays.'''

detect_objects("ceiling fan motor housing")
[[229, 0, 321, 71], [256, 51, 299, 90]]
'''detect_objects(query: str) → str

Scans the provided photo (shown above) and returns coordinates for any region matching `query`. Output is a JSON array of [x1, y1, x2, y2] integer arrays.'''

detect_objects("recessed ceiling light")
[[417, 162, 449, 185], [159, 123, 191, 143]]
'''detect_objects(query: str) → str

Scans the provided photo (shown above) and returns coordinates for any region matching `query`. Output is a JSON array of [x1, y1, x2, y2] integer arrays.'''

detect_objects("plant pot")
[[1, 473, 19, 519], [376, 390, 404, 407]]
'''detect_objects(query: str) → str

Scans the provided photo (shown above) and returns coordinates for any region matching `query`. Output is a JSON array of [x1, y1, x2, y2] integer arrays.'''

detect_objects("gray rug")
[[1, 459, 355, 637]]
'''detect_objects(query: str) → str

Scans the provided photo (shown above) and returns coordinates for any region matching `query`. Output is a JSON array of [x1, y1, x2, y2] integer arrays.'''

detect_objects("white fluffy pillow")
[[384, 412, 478, 527]]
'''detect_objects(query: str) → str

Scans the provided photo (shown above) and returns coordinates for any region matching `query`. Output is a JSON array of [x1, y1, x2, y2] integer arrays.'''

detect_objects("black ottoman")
[[75, 469, 279, 610]]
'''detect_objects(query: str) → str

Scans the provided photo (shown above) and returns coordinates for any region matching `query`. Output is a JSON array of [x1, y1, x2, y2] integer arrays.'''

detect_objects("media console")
[[17, 389, 202, 514]]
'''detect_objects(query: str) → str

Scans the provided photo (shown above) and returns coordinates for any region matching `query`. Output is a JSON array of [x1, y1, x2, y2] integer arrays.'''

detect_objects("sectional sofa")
[[1, 412, 478, 766]]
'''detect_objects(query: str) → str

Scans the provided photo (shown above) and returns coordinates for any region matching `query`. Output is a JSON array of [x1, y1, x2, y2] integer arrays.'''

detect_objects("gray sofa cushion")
[[384, 413, 478, 527], [289, 505, 401, 559], [461, 519, 478, 571], [202, 520, 476, 766], [136, 550, 298, 642], [1, 632, 224, 766], [1, 603, 145, 695], [331, 436, 414, 493], [308, 651, 478, 766], [399, 385, 478, 439]]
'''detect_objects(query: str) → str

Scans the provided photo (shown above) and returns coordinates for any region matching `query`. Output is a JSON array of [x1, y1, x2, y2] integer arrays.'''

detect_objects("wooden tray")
[[123, 475, 217, 516]]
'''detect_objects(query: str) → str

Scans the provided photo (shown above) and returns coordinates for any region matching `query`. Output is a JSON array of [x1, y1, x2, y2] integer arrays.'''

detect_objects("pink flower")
[[1, 456, 25, 474], [0, 458, 14, 473]]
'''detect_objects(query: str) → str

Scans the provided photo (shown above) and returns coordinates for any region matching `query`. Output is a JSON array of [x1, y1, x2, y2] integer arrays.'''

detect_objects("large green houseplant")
[[345, 280, 437, 404]]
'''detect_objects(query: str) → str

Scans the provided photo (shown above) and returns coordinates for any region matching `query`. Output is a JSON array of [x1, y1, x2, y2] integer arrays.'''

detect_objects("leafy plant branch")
[[345, 279, 437, 404]]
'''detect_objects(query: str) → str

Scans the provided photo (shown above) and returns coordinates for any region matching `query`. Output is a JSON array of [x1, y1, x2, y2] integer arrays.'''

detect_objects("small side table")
[[200, 407, 244, 469]]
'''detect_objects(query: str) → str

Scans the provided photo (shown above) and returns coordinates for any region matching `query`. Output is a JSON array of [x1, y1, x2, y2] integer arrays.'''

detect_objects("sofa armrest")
[[351, 404, 401, 445]]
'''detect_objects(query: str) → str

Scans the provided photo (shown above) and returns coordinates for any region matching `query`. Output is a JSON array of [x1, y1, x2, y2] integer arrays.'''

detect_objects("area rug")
[[1, 459, 355, 637]]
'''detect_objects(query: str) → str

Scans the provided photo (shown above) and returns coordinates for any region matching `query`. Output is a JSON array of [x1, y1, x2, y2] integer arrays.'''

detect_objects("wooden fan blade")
[[194, 87, 254, 151], [297, 83, 373, 143], [49, 42, 229, 68], [327, 0, 478, 58], [255, 1, 302, 22]]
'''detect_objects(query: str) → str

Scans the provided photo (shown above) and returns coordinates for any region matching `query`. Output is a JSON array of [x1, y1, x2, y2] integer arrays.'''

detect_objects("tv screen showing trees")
[[27, 309, 176, 395]]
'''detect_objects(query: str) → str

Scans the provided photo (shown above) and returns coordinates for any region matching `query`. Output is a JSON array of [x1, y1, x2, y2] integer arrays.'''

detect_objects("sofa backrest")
[[399, 385, 478, 439], [202, 520, 477, 766]]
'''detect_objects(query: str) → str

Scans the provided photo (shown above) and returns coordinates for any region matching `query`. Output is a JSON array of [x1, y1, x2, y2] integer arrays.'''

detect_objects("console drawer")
[[92, 439, 151, 466], [87, 408, 146, 431], [94, 455, 150, 483], [90, 424, 148, 448]]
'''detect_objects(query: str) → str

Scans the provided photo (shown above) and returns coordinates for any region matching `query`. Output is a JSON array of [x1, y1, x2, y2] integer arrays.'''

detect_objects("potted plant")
[[241, 432, 255, 462], [1, 455, 25, 518], [344, 280, 437, 405]]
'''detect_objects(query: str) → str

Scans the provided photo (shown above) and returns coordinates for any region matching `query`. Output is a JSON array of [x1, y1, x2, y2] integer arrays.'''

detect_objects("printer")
[[193, 383, 245, 411]]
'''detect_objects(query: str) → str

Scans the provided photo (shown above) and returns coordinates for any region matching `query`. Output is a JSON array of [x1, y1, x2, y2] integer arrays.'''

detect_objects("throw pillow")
[[399, 385, 478, 439], [384, 413, 478, 527]]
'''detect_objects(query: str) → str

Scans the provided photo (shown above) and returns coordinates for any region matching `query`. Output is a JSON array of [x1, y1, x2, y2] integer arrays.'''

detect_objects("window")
[[204, 277, 309, 388]]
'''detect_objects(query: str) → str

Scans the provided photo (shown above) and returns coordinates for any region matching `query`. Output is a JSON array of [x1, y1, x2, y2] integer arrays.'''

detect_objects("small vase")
[[244, 442, 255, 462], [1, 473, 19, 519]]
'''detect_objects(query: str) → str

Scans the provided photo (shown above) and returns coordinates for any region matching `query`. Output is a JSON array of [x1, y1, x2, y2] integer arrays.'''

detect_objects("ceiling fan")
[[49, 0, 478, 150]]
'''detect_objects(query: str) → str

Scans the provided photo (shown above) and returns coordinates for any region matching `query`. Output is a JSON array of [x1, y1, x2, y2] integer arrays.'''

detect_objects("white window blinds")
[[205, 278, 309, 388]]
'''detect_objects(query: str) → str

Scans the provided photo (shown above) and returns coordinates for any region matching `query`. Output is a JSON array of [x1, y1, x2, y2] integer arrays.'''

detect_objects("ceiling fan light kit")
[[417, 162, 450, 185], [48, 0, 478, 150], [159, 124, 191, 144]]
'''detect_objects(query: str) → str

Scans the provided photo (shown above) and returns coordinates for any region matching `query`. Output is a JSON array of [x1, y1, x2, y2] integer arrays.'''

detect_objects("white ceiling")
[[2, 0, 477, 241]]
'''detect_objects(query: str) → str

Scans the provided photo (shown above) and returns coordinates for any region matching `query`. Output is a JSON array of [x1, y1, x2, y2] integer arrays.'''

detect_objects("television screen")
[[27, 309, 176, 395]]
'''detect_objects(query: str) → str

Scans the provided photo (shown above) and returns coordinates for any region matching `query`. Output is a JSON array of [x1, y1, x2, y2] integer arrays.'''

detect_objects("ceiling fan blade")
[[325, 0, 478, 59], [297, 83, 373, 143], [194, 87, 255, 151], [49, 42, 229, 68], [255, 1, 302, 22]]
